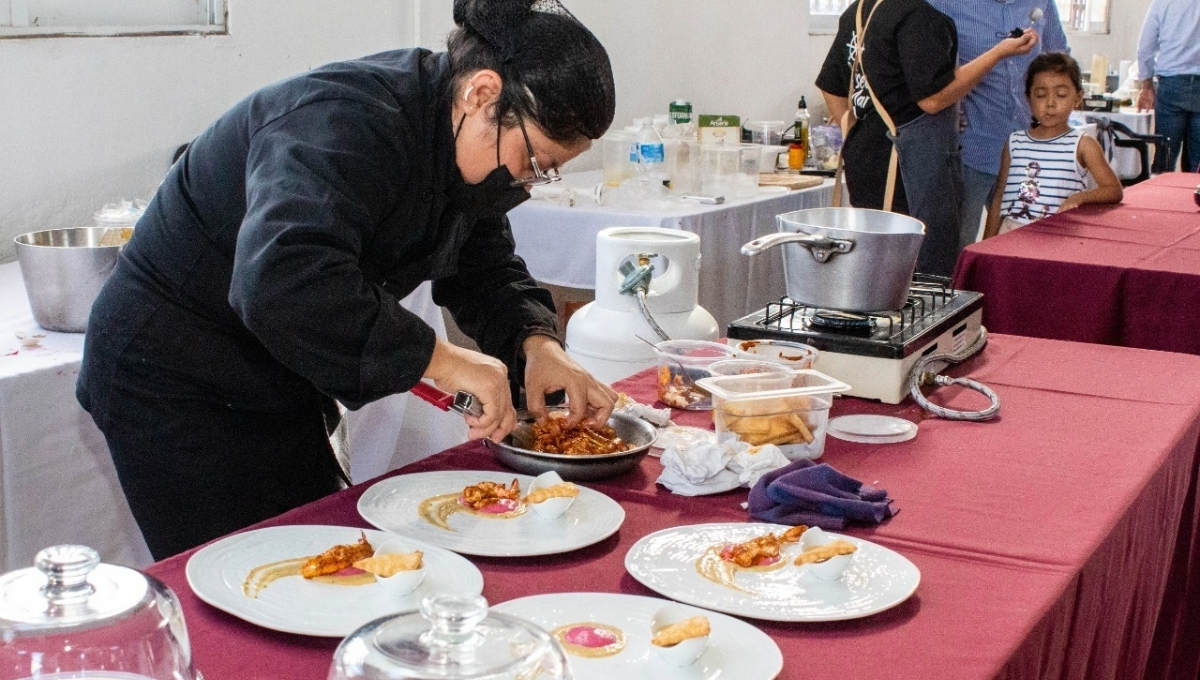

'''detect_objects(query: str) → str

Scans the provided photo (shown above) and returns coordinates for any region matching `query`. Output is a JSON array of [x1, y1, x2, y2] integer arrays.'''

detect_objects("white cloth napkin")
[[657, 439, 790, 496], [615, 393, 672, 427]]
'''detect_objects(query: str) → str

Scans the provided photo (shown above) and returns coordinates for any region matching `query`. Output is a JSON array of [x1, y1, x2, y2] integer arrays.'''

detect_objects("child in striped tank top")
[[984, 53, 1123, 238]]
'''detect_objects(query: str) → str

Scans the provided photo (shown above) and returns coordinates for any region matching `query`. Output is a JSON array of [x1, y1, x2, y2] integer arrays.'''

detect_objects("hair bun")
[[453, 0, 534, 56]]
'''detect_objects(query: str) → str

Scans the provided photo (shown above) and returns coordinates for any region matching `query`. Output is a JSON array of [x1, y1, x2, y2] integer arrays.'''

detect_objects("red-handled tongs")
[[410, 381, 485, 418]]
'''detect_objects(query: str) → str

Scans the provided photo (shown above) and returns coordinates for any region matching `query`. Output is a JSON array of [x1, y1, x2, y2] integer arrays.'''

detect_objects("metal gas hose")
[[619, 255, 671, 342], [908, 327, 1001, 421]]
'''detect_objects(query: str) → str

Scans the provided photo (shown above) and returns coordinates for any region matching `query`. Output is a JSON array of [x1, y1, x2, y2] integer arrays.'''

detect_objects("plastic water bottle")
[[633, 118, 667, 199]]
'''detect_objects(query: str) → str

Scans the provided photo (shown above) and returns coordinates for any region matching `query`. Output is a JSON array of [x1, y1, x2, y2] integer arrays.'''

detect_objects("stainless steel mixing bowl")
[[14, 227, 126, 333], [486, 411, 658, 481]]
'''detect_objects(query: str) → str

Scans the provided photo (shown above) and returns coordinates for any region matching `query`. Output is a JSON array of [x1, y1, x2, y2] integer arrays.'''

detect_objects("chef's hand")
[[423, 339, 516, 443], [523, 335, 618, 428]]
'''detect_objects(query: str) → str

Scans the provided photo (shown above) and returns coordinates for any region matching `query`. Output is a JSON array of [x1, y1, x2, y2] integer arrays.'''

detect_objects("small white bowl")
[[797, 527, 854, 581], [15, 332, 45, 348], [370, 538, 427, 596], [649, 603, 709, 667], [526, 471, 577, 519]]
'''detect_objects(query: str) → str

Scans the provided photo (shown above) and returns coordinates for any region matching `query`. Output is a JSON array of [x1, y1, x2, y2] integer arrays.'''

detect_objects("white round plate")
[[357, 471, 625, 557], [624, 523, 920, 622], [492, 593, 782, 680], [185, 525, 482, 637]]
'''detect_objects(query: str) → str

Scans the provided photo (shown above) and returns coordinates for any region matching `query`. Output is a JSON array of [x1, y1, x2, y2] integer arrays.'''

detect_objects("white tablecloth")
[[0, 261, 464, 570], [508, 170, 835, 328]]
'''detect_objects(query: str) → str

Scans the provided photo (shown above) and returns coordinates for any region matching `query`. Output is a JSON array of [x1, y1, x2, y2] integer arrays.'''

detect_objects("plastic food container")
[[655, 340, 737, 411], [696, 369, 850, 460], [734, 339, 820, 370], [707, 359, 794, 391]]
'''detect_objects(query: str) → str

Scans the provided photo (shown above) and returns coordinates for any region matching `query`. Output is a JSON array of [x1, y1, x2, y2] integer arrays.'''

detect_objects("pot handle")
[[741, 232, 855, 263]]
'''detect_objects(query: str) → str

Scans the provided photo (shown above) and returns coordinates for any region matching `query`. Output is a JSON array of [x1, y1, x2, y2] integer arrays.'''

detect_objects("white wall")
[[0, 0, 411, 262], [0, 0, 1150, 263]]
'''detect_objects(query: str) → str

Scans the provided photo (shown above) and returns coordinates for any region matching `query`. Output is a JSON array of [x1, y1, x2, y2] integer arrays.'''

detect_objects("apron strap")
[[835, 0, 899, 211]]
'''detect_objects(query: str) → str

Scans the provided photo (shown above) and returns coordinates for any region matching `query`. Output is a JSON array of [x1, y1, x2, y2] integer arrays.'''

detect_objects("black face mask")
[[451, 113, 531, 219]]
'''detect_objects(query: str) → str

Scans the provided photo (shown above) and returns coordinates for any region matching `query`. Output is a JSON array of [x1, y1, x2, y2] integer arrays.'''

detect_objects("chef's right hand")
[[422, 340, 517, 443]]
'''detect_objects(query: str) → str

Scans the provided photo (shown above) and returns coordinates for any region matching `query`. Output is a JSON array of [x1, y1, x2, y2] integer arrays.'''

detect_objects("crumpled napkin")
[[615, 393, 671, 427], [747, 459, 897, 530], [657, 439, 791, 496]]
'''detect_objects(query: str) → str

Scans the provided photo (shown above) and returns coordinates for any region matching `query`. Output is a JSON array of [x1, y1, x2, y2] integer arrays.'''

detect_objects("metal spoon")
[[1009, 8, 1043, 38]]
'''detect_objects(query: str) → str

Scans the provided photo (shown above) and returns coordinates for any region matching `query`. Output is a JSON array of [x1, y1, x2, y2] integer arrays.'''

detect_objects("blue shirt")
[[927, 0, 1070, 176], [1137, 0, 1200, 80]]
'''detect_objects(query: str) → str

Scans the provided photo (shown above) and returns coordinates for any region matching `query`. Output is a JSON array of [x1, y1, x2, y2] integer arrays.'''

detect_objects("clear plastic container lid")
[[328, 595, 569, 680], [92, 200, 147, 229], [828, 415, 918, 444], [696, 369, 850, 403]]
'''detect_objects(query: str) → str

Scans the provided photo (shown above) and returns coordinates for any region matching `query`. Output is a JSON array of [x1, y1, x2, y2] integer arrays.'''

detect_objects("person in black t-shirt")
[[816, 0, 1036, 275]]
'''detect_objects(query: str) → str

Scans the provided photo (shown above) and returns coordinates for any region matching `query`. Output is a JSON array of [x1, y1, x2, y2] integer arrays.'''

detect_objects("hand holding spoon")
[[1009, 7, 1044, 39]]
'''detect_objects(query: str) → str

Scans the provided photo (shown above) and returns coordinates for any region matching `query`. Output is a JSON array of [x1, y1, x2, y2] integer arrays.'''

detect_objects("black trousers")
[[79, 286, 345, 561], [98, 385, 344, 561]]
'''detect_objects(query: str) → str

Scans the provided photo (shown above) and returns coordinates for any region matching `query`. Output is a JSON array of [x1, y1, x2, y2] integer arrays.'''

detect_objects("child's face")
[[1028, 71, 1082, 129]]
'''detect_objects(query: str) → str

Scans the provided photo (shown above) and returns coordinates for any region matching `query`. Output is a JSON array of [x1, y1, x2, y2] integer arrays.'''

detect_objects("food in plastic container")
[[655, 339, 737, 410], [696, 369, 850, 460], [734, 339, 819, 369]]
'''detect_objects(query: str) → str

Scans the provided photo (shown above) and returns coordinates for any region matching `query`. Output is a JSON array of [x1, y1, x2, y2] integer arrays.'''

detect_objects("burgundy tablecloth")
[[954, 174, 1200, 355], [145, 335, 1200, 680]]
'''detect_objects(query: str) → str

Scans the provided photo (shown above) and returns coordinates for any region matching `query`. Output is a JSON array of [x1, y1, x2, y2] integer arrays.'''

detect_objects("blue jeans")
[[960, 165, 997, 248], [1156, 74, 1200, 173], [890, 106, 964, 278]]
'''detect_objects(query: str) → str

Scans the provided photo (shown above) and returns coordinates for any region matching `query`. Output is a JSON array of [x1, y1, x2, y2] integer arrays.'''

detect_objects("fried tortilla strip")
[[301, 532, 374, 579], [785, 413, 815, 443], [793, 540, 857, 566], [651, 616, 711, 647], [524, 482, 580, 505], [354, 552, 423, 577]]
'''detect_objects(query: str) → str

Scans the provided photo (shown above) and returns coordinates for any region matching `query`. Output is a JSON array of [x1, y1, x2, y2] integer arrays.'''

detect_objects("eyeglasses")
[[509, 114, 562, 188]]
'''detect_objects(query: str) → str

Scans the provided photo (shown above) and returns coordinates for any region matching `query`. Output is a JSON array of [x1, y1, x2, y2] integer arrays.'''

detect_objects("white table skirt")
[[508, 171, 835, 329], [0, 261, 464, 570]]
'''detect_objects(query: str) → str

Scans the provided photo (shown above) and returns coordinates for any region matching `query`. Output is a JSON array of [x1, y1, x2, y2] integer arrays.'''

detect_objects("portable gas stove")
[[727, 278, 985, 404]]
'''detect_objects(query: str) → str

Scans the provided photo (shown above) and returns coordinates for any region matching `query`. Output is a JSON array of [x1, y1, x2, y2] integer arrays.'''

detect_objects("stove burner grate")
[[759, 275, 957, 342], [809, 310, 874, 333]]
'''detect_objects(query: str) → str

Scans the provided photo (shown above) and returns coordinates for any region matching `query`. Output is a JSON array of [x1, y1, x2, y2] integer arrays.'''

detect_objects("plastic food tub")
[[696, 369, 850, 460]]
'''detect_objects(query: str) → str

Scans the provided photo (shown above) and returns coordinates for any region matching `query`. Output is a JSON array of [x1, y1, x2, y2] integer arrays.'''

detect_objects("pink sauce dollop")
[[563, 626, 619, 648]]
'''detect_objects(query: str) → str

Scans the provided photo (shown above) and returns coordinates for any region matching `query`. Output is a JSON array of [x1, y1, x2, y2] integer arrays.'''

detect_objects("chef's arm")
[[432, 215, 559, 383], [919, 31, 1039, 115], [231, 102, 439, 410], [820, 89, 852, 138]]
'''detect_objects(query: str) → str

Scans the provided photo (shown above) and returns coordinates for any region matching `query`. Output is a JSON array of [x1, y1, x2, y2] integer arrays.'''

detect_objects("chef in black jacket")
[[77, 0, 618, 560]]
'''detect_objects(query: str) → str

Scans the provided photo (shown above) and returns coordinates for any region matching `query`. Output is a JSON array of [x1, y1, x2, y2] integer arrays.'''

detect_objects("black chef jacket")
[[78, 48, 558, 426]]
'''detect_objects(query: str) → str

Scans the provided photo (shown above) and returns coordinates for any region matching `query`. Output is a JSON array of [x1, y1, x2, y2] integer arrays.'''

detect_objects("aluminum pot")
[[742, 207, 925, 312], [14, 227, 128, 332]]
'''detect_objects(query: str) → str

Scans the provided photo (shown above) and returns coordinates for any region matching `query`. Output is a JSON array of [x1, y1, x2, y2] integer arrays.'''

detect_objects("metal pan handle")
[[741, 231, 855, 263]]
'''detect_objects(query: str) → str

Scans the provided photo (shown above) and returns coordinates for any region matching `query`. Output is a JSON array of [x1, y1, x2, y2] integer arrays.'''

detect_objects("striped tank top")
[[999, 128, 1089, 225]]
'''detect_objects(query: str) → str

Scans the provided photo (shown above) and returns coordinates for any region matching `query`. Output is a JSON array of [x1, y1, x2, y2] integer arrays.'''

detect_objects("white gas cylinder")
[[566, 227, 718, 384]]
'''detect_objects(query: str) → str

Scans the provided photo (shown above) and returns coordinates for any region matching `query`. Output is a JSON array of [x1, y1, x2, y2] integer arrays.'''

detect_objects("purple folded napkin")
[[747, 459, 897, 530]]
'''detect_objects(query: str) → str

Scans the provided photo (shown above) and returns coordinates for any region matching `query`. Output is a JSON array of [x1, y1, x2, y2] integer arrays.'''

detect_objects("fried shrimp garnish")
[[354, 552, 423, 577], [524, 482, 580, 505], [460, 479, 522, 510], [530, 414, 631, 456], [651, 616, 711, 647], [793, 540, 857, 566], [722, 526, 807, 568], [301, 532, 374, 579]]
